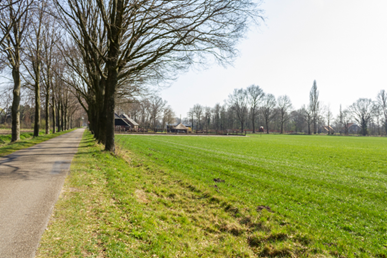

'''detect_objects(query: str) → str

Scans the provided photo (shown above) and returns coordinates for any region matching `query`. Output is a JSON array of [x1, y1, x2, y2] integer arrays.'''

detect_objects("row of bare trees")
[[184, 82, 387, 136], [38, 0, 261, 152], [3, 0, 261, 151], [185, 85, 292, 134], [0, 0, 85, 140]]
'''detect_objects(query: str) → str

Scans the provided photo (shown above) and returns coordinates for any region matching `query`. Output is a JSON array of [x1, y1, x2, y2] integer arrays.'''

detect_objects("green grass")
[[0, 132, 34, 145], [114, 134, 387, 256], [0, 129, 76, 157], [37, 132, 387, 257], [38, 130, 278, 257]]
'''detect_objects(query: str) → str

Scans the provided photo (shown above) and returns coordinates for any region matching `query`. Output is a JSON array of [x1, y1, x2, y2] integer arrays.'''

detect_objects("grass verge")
[[36, 131, 343, 257], [0, 129, 77, 157]]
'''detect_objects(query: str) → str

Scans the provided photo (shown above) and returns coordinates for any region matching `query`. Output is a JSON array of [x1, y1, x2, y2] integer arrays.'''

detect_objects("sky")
[[160, 0, 387, 118]]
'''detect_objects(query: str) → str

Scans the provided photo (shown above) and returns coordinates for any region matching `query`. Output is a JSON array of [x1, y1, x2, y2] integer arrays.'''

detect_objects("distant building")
[[115, 113, 139, 131], [120, 114, 139, 131], [347, 123, 360, 134], [322, 125, 335, 134], [167, 123, 191, 133]]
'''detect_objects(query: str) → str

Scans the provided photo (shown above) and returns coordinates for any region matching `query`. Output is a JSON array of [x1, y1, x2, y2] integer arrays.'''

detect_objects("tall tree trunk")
[[52, 94, 56, 134], [104, 75, 116, 152], [64, 104, 67, 130], [266, 119, 269, 134], [98, 98, 106, 144], [252, 111, 255, 133], [89, 105, 96, 135], [61, 103, 64, 131], [57, 101, 61, 132], [11, 66, 21, 142], [67, 112, 70, 130], [104, 0, 124, 152], [57, 102, 61, 132], [45, 86, 50, 134], [34, 78, 40, 137], [361, 119, 367, 136]]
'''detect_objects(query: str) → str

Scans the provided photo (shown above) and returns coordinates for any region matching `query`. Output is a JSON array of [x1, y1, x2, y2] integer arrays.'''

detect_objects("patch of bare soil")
[[256, 205, 273, 213], [135, 189, 149, 203]]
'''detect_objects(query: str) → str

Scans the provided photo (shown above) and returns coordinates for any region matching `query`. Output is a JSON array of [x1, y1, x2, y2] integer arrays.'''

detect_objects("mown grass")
[[38, 131, 320, 257], [114, 134, 387, 257], [0, 129, 76, 157], [38, 132, 387, 257]]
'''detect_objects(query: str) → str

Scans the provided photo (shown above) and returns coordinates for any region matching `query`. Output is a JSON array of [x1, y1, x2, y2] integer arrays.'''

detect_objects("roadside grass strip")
[[0, 129, 77, 157], [37, 130, 333, 257]]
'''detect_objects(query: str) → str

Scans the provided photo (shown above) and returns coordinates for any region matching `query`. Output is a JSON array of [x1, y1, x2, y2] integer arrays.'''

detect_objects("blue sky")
[[161, 0, 387, 117]]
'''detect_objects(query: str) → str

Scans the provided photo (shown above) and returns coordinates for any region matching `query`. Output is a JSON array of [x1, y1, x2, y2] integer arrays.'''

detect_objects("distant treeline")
[[181, 82, 387, 136]]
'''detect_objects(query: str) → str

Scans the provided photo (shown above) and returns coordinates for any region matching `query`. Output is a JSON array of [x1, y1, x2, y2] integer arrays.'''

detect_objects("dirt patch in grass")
[[134, 189, 149, 203], [213, 178, 225, 183], [256, 205, 273, 213]]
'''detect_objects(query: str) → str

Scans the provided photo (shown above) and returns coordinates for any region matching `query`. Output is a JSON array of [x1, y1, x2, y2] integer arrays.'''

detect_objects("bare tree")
[[193, 104, 203, 131], [55, 0, 262, 152], [228, 88, 248, 132], [337, 105, 351, 135], [377, 90, 387, 135], [162, 106, 175, 131], [325, 104, 333, 135], [246, 84, 264, 133], [204, 107, 211, 131], [0, 0, 32, 47], [302, 105, 312, 135], [0, 0, 32, 141], [22, 0, 49, 136], [290, 108, 306, 133], [349, 98, 374, 136], [261, 94, 276, 134], [371, 104, 382, 136], [148, 96, 166, 131], [212, 103, 221, 130], [188, 108, 194, 131], [277, 95, 292, 134]]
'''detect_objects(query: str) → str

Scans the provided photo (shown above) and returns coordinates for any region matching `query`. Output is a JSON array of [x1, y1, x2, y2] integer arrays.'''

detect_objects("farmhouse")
[[121, 114, 139, 131], [115, 113, 139, 131]]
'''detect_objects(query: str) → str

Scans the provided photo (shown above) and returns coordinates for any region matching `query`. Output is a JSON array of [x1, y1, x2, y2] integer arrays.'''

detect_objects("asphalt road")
[[0, 128, 85, 258]]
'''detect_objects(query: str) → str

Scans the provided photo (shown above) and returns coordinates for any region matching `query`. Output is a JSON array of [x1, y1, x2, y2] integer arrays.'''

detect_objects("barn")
[[120, 114, 139, 131], [115, 113, 139, 131]]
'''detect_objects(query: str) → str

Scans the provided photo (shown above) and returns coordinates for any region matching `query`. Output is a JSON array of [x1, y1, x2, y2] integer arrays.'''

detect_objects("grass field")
[[113, 134, 387, 256], [37, 131, 387, 257]]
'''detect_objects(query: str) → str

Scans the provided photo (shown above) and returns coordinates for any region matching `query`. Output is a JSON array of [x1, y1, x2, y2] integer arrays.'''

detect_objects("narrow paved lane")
[[0, 128, 85, 258]]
